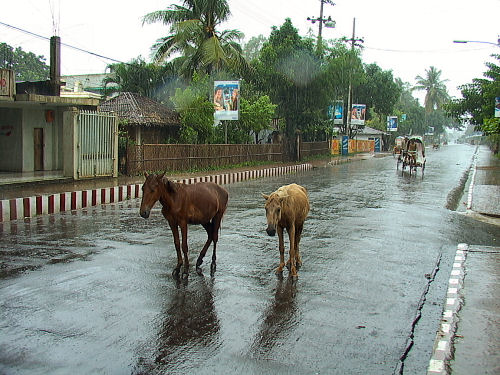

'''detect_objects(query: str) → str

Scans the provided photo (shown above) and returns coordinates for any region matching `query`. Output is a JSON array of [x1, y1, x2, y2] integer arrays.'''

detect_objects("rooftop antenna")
[[49, 0, 60, 36]]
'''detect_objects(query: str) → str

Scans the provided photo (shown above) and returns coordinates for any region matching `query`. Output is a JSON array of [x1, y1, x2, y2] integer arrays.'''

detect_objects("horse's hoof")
[[172, 268, 180, 278], [196, 266, 203, 276]]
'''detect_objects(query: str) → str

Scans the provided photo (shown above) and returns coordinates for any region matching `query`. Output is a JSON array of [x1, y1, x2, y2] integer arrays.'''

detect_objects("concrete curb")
[[466, 153, 478, 211], [0, 163, 312, 223], [427, 243, 469, 374]]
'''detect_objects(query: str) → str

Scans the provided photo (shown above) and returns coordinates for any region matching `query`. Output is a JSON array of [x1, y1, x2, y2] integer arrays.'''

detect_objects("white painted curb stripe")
[[466, 153, 477, 210], [0, 163, 313, 223], [427, 243, 469, 374]]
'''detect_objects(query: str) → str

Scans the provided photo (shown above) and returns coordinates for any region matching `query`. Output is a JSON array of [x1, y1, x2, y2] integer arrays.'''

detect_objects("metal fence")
[[77, 111, 118, 178]]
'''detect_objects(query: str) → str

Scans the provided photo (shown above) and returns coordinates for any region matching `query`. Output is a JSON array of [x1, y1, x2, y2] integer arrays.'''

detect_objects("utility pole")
[[344, 18, 364, 137], [49, 36, 61, 96], [307, 0, 336, 54]]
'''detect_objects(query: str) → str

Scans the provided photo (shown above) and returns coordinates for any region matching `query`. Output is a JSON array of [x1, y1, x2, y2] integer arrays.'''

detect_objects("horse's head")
[[140, 172, 165, 219], [262, 192, 286, 236]]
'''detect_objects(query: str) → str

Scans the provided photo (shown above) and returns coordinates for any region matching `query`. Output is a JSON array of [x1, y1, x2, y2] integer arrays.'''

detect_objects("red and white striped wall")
[[0, 163, 312, 223]]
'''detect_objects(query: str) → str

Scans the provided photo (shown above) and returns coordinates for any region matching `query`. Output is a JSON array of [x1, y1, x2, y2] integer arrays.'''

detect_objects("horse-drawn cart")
[[393, 136, 405, 158], [397, 136, 426, 175]]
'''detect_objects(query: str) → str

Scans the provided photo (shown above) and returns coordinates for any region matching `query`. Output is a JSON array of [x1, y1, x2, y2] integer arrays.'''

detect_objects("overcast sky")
[[2, 0, 499, 102]]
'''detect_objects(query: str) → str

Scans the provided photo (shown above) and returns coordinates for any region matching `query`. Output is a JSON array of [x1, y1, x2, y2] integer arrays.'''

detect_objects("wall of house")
[[0, 108, 23, 171], [356, 134, 383, 152], [21, 107, 63, 172]]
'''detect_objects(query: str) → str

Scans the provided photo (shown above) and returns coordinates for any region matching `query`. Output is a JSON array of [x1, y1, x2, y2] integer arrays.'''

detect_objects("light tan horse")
[[262, 183, 310, 278]]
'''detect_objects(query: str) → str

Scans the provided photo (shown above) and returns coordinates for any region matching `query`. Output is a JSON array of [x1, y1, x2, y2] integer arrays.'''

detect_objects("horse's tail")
[[215, 188, 229, 235], [219, 194, 229, 234]]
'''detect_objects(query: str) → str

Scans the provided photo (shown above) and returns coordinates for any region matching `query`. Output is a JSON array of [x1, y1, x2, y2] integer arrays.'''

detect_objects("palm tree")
[[413, 66, 450, 112], [103, 58, 179, 101], [143, 0, 246, 77]]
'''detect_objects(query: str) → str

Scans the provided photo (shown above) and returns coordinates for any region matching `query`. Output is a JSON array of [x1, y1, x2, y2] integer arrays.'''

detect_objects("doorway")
[[34, 128, 44, 171]]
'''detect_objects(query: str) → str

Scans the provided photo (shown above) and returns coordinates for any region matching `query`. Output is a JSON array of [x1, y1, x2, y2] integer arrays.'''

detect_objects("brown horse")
[[262, 183, 310, 278], [140, 172, 228, 277]]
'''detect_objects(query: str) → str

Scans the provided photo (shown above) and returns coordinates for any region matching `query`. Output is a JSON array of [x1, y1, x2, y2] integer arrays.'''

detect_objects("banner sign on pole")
[[495, 97, 500, 118], [214, 81, 240, 120], [387, 116, 398, 132]]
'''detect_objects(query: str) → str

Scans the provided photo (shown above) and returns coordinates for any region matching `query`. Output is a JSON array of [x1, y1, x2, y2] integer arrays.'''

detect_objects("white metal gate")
[[77, 111, 118, 178]]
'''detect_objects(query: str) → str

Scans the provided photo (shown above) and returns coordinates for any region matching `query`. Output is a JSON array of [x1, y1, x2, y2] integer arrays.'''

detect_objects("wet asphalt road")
[[1, 144, 499, 375]]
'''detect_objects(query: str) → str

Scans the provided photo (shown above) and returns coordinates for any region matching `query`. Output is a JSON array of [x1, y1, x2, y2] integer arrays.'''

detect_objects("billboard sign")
[[214, 81, 240, 120], [387, 116, 398, 132], [351, 104, 366, 126], [333, 100, 344, 125]]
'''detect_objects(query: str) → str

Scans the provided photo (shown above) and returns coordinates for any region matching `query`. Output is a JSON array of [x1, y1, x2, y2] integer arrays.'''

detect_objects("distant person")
[[351, 107, 358, 120], [230, 89, 239, 111], [214, 87, 224, 111]]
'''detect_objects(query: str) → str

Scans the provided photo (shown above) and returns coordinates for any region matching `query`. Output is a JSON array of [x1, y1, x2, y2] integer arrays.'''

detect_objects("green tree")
[[357, 63, 401, 120], [322, 41, 364, 136], [0, 42, 49, 81], [242, 35, 267, 62], [413, 66, 450, 113], [170, 83, 214, 144], [143, 0, 246, 77], [251, 19, 330, 159], [392, 79, 426, 135], [103, 58, 180, 102], [446, 54, 500, 152], [239, 95, 276, 143]]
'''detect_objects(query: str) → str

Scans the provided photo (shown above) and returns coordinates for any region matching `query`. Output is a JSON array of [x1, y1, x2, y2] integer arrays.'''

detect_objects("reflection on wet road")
[[1, 144, 499, 374]]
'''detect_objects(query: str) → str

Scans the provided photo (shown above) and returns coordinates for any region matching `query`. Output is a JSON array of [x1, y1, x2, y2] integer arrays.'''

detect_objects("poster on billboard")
[[495, 97, 500, 118], [334, 100, 344, 125], [351, 104, 366, 126], [214, 81, 240, 120], [387, 116, 398, 131]]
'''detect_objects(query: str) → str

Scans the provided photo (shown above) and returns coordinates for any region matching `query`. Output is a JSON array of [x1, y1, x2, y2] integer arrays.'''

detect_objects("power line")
[[363, 44, 493, 54], [0, 21, 125, 64]]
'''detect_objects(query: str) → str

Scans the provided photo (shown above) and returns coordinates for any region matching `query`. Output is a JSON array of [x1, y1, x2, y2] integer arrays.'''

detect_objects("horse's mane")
[[160, 176, 179, 194]]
